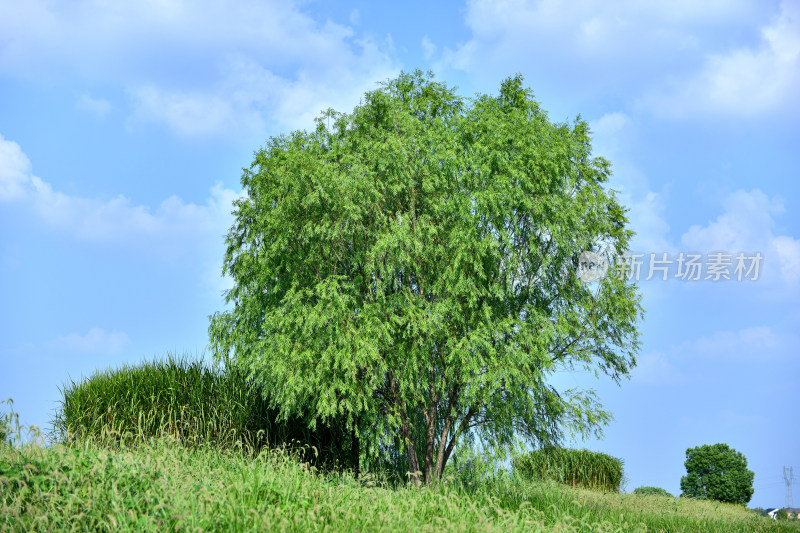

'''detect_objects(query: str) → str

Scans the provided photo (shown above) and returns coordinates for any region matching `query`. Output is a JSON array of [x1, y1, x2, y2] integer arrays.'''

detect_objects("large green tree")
[[209, 70, 642, 485], [680, 443, 755, 505]]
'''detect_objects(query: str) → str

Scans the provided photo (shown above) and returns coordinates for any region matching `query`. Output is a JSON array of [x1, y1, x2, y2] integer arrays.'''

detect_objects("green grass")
[[513, 447, 624, 492], [3, 355, 799, 532], [2, 425, 798, 532]]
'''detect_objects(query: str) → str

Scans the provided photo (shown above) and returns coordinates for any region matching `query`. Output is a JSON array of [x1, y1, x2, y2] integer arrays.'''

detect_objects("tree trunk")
[[439, 404, 478, 482], [351, 418, 360, 480], [433, 416, 453, 481], [400, 408, 422, 486], [406, 438, 422, 486], [424, 406, 437, 483]]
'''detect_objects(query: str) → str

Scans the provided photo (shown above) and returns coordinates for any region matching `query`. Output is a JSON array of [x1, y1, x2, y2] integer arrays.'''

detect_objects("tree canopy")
[[680, 443, 755, 505], [209, 70, 642, 485]]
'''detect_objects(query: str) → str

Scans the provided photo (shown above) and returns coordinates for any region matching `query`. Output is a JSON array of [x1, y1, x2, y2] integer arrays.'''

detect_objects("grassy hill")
[[2, 432, 797, 532]]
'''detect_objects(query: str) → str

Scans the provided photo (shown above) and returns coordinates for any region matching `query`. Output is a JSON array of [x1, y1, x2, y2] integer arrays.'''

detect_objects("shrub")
[[777, 508, 789, 520], [512, 447, 624, 492], [633, 486, 673, 497], [51, 353, 357, 472]]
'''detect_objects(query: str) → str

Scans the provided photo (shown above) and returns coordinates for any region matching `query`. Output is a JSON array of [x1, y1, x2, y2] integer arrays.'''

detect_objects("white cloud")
[[436, 0, 800, 121], [0, 132, 244, 259], [421, 36, 437, 61], [688, 326, 789, 359], [51, 328, 130, 355], [642, 0, 800, 119], [584, 114, 799, 292], [631, 351, 683, 384], [123, 43, 396, 138], [25, 176, 240, 244], [76, 93, 112, 117], [349, 9, 360, 26], [590, 112, 632, 149], [589, 113, 673, 254], [127, 85, 243, 138], [627, 190, 673, 254], [773, 235, 800, 283], [0, 134, 32, 202], [681, 190, 783, 250], [584, 116, 799, 286], [634, 324, 795, 385], [0, 1, 357, 80], [0, 0, 399, 138], [442, 0, 765, 89], [681, 189, 800, 284]]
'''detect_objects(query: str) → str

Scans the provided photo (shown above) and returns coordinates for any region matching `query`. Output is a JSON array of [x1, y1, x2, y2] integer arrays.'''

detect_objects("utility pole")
[[785, 466, 794, 509]]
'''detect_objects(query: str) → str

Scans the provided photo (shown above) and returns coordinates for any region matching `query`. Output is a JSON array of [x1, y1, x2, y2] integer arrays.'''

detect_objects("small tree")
[[680, 443, 754, 505], [209, 70, 643, 485]]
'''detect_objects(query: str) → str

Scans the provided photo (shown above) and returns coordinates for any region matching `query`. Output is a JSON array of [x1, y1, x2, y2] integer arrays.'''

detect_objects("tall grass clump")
[[513, 447, 624, 492], [1, 399, 16, 447], [0, 399, 40, 449], [50, 353, 357, 472], [0, 400, 10, 446], [53, 353, 253, 448]]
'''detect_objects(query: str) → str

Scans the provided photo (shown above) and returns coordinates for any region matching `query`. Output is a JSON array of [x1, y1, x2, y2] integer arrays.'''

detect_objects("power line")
[[784, 466, 794, 509]]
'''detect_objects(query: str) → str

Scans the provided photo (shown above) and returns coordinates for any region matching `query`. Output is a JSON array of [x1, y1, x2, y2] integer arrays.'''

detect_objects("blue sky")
[[1, 0, 798, 508]]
